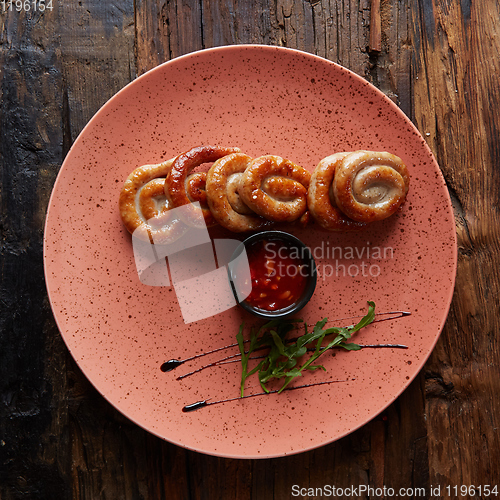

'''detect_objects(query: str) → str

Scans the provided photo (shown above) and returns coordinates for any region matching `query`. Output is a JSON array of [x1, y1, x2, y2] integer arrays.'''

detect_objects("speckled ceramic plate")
[[44, 45, 457, 459]]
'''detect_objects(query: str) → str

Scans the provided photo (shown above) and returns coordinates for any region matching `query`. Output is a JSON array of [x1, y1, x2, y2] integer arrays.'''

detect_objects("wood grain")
[[1, 0, 499, 498], [0, 6, 70, 499], [58, 0, 136, 137], [369, 0, 382, 53], [411, 0, 500, 489]]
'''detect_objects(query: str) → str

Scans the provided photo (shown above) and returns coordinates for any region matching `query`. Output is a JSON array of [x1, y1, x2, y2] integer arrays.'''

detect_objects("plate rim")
[[43, 44, 458, 459]]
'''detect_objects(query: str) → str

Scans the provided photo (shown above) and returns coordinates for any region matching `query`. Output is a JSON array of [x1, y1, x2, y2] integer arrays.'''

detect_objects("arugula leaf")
[[237, 301, 376, 396], [339, 343, 362, 351], [351, 301, 376, 332]]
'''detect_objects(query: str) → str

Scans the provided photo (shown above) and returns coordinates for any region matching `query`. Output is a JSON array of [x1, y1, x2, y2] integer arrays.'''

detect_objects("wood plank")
[[134, 0, 170, 76], [58, 0, 136, 138], [411, 0, 500, 489], [135, 0, 203, 74], [0, 5, 72, 499], [369, 0, 382, 53], [373, 0, 412, 113]]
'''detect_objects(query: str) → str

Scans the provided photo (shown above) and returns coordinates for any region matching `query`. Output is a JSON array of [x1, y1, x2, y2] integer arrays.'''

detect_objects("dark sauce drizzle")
[[162, 310, 411, 375], [358, 344, 408, 349], [176, 352, 241, 381], [159, 310, 411, 412], [185, 342, 409, 379], [182, 379, 350, 412], [160, 340, 242, 373], [182, 401, 209, 412], [160, 359, 184, 372]]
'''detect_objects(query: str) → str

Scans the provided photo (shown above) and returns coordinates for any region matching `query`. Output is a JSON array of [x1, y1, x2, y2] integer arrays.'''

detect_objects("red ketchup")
[[244, 239, 307, 312]]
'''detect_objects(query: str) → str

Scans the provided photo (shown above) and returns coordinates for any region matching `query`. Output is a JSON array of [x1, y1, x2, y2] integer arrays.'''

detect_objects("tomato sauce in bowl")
[[245, 239, 308, 311], [228, 231, 317, 319]]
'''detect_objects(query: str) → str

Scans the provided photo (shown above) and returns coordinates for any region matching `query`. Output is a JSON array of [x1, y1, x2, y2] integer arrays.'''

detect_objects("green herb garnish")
[[236, 301, 376, 396]]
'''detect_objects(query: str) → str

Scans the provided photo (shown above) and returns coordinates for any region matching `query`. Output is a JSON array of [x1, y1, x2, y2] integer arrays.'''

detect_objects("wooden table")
[[1, 1, 499, 498]]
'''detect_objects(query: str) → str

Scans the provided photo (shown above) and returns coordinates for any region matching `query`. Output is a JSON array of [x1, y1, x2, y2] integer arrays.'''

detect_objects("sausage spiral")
[[164, 145, 240, 227], [121, 146, 410, 236], [238, 155, 311, 223], [307, 153, 368, 232], [119, 159, 187, 243], [206, 153, 273, 232], [332, 151, 410, 222], [308, 151, 409, 229]]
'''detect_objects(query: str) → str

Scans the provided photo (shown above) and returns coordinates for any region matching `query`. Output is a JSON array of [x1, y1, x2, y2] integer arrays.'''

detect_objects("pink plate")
[[44, 45, 457, 459]]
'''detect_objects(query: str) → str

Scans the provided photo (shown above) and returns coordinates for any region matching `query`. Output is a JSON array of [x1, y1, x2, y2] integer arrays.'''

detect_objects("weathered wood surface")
[[1, 0, 498, 498]]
